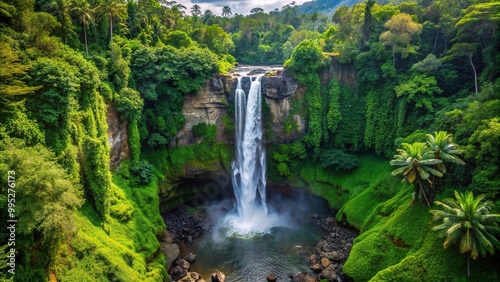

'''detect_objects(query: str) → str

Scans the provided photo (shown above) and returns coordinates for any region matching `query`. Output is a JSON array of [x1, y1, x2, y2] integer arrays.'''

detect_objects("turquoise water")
[[181, 191, 330, 281]]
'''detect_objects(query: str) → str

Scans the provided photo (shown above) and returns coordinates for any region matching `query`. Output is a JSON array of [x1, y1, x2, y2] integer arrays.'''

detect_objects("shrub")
[[130, 160, 153, 185], [320, 148, 359, 171]]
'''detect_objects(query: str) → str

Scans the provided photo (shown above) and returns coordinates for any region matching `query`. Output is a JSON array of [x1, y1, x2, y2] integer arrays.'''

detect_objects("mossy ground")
[[53, 170, 167, 281], [299, 155, 500, 282]]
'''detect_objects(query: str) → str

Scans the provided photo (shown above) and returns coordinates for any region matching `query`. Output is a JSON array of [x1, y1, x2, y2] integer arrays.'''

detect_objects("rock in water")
[[184, 253, 196, 263], [291, 272, 317, 282], [211, 271, 225, 282], [177, 272, 204, 282], [311, 263, 322, 272], [170, 265, 188, 281], [267, 274, 277, 281], [176, 258, 191, 270]]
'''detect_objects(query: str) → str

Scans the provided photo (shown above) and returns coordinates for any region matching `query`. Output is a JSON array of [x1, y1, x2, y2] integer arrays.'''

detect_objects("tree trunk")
[[467, 255, 470, 277], [417, 178, 431, 207], [109, 13, 113, 43], [432, 30, 439, 53], [468, 54, 478, 94], [83, 17, 88, 56], [392, 45, 396, 68]]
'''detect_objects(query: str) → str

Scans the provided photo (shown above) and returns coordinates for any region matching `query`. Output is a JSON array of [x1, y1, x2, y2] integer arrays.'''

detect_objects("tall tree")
[[98, 0, 127, 43], [71, 0, 94, 55], [380, 13, 422, 67], [443, 43, 480, 94], [431, 191, 500, 276], [390, 142, 443, 206], [222, 5, 232, 18], [190, 4, 201, 17], [47, 0, 73, 42]]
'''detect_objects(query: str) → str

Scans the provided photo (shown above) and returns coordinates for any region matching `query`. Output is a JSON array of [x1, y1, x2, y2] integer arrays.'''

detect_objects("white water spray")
[[226, 76, 276, 236]]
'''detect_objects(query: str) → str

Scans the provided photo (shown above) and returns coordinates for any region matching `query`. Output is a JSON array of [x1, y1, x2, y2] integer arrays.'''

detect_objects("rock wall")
[[174, 69, 305, 146], [173, 75, 231, 146], [107, 105, 130, 170], [261, 70, 306, 143], [319, 56, 357, 87]]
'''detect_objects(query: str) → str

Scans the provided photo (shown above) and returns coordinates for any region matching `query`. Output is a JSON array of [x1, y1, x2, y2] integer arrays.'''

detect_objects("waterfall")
[[227, 76, 271, 236]]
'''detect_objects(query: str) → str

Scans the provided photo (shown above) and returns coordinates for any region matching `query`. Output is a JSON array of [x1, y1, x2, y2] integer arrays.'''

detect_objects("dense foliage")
[[0, 0, 499, 281]]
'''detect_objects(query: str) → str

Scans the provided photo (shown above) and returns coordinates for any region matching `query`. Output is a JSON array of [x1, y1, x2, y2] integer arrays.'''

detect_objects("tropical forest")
[[0, 0, 499, 281]]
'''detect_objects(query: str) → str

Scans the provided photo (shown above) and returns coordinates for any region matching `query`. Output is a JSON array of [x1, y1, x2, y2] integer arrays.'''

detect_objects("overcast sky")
[[175, 0, 309, 16]]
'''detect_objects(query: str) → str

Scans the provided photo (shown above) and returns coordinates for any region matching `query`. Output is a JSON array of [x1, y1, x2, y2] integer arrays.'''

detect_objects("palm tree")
[[430, 191, 500, 276], [427, 131, 465, 174], [71, 0, 94, 55], [98, 0, 127, 43], [222, 5, 232, 18], [48, 0, 73, 42], [191, 4, 201, 17], [390, 142, 443, 207]]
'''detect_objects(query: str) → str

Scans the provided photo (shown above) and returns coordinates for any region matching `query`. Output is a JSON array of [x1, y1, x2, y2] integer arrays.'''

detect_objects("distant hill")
[[298, 0, 364, 14]]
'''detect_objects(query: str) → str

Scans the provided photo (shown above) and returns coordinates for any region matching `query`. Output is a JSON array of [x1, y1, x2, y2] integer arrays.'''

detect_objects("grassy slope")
[[55, 170, 167, 281], [299, 155, 499, 281]]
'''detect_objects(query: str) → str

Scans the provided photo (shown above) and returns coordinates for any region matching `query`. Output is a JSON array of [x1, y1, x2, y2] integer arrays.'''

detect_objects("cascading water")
[[226, 76, 275, 236]]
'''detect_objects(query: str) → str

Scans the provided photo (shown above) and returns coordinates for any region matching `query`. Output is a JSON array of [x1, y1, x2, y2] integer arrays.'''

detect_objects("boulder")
[[290, 272, 317, 282], [311, 263, 322, 272], [267, 274, 278, 281], [184, 253, 196, 263], [176, 258, 191, 270], [179, 272, 204, 282], [170, 265, 188, 281], [321, 258, 331, 268], [211, 271, 225, 282], [309, 254, 319, 264], [320, 264, 337, 282], [322, 251, 340, 261]]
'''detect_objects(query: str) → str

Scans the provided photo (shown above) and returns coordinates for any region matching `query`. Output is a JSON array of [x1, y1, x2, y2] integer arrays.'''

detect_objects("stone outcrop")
[[107, 105, 130, 170], [319, 56, 357, 87], [174, 69, 305, 146], [174, 75, 230, 146], [262, 70, 306, 143]]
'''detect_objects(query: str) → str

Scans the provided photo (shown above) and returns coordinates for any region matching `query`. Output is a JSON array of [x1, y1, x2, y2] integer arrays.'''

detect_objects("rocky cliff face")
[[174, 69, 305, 146], [107, 105, 130, 170], [319, 56, 357, 87], [173, 75, 230, 146], [261, 70, 306, 143]]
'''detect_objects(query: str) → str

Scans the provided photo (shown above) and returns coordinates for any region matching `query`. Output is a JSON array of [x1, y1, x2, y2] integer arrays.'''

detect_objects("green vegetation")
[[0, 0, 499, 280], [431, 191, 500, 277]]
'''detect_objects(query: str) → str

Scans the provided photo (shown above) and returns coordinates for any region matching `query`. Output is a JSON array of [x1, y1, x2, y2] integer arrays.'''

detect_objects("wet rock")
[[320, 264, 337, 282], [321, 257, 331, 268], [171, 265, 188, 281], [211, 271, 225, 282], [309, 254, 319, 264], [163, 243, 180, 269], [174, 258, 191, 270], [184, 253, 196, 263], [311, 263, 322, 272], [179, 272, 204, 282], [267, 274, 277, 281], [290, 272, 317, 282], [187, 235, 193, 245], [308, 217, 358, 282], [322, 251, 340, 261]]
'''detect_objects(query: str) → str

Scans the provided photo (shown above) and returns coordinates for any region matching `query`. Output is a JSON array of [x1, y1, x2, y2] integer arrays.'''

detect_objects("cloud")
[[176, 0, 307, 15]]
